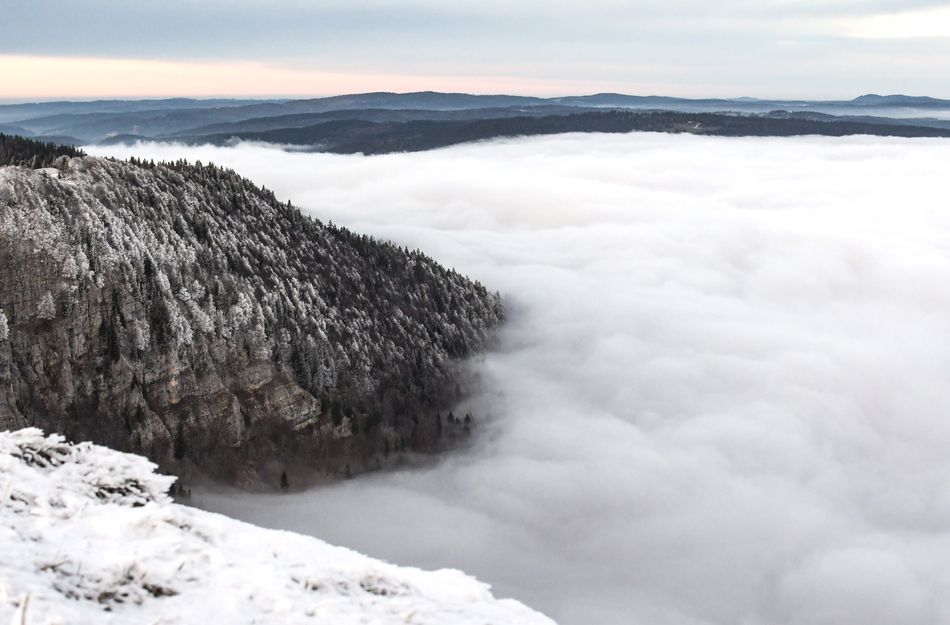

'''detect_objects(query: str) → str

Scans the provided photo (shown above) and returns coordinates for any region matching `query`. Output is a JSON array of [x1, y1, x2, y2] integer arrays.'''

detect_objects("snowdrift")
[[0, 429, 554, 624]]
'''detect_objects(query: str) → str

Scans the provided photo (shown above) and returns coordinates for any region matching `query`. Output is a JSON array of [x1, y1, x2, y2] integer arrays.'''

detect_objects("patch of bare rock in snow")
[[0, 429, 555, 625]]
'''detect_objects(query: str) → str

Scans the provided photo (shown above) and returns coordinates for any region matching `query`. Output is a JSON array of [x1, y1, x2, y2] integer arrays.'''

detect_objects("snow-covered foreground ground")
[[93, 135, 950, 625], [0, 429, 554, 625]]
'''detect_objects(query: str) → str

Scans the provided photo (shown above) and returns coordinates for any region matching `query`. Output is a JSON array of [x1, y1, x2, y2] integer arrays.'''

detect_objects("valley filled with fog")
[[92, 134, 950, 625]]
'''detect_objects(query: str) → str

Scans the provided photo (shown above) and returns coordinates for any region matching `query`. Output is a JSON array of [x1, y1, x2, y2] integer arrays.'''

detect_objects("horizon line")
[[0, 91, 941, 107]]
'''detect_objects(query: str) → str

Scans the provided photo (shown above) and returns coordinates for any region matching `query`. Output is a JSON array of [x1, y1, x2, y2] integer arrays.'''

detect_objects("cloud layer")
[[91, 134, 950, 625]]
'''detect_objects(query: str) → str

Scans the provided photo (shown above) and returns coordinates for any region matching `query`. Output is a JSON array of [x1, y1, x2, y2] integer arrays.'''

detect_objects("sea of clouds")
[[91, 134, 950, 625]]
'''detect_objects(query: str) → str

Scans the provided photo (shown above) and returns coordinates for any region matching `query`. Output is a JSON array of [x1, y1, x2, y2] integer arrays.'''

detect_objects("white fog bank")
[[90, 134, 950, 625]]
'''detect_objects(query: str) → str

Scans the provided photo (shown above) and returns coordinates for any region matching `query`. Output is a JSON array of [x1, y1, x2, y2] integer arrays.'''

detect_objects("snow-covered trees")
[[0, 133, 83, 169], [61, 256, 78, 280], [0, 144, 503, 480], [76, 249, 90, 277], [2, 152, 501, 377], [37, 291, 56, 321], [129, 319, 150, 352]]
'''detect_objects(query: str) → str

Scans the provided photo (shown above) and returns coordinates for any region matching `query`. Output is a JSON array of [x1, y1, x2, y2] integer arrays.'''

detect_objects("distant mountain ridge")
[[3, 91, 950, 144], [158, 110, 950, 155], [0, 97, 283, 124], [849, 94, 949, 106]]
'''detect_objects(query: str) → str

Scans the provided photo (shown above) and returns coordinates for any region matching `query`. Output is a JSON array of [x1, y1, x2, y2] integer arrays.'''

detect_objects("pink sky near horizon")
[[0, 54, 654, 101], [0, 54, 862, 101], [3, 4, 950, 102]]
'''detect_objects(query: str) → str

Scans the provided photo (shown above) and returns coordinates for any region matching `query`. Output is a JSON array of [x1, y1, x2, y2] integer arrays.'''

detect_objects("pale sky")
[[3, 0, 950, 100]]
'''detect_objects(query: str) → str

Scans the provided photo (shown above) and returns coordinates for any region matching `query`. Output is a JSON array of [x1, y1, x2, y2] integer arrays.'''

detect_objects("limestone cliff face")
[[0, 149, 501, 488]]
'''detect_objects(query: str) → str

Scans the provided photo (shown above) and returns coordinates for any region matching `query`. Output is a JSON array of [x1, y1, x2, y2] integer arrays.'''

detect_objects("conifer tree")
[[37, 292, 56, 321]]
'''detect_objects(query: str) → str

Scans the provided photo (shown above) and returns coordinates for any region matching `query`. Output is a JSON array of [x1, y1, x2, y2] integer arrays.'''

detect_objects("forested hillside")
[[0, 140, 503, 487], [180, 110, 950, 154], [0, 133, 85, 167]]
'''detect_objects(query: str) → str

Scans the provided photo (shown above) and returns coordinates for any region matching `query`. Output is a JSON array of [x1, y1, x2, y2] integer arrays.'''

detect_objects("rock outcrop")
[[0, 137, 502, 487]]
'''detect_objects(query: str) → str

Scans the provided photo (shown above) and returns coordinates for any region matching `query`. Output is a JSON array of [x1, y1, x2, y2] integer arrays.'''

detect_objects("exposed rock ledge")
[[0, 152, 502, 488]]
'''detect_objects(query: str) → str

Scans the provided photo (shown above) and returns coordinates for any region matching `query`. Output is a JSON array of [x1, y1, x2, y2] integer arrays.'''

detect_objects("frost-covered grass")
[[0, 429, 554, 625]]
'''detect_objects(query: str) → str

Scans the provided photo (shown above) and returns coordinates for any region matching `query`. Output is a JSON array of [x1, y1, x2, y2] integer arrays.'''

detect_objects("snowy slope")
[[0, 429, 555, 625]]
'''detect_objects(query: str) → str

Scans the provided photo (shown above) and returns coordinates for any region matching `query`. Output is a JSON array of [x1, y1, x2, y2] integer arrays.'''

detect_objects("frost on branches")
[[36, 291, 56, 321], [0, 429, 554, 625], [0, 149, 504, 483]]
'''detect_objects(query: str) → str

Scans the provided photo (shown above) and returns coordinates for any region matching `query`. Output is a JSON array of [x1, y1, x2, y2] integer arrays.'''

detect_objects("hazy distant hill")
[[552, 92, 950, 112], [2, 93, 548, 143], [0, 98, 282, 125], [848, 94, 950, 107], [767, 110, 950, 131], [165, 105, 589, 138], [4, 91, 950, 144], [171, 110, 950, 155]]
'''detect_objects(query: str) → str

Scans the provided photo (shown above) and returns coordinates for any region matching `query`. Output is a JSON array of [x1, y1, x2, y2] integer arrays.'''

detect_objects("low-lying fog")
[[91, 134, 950, 625]]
